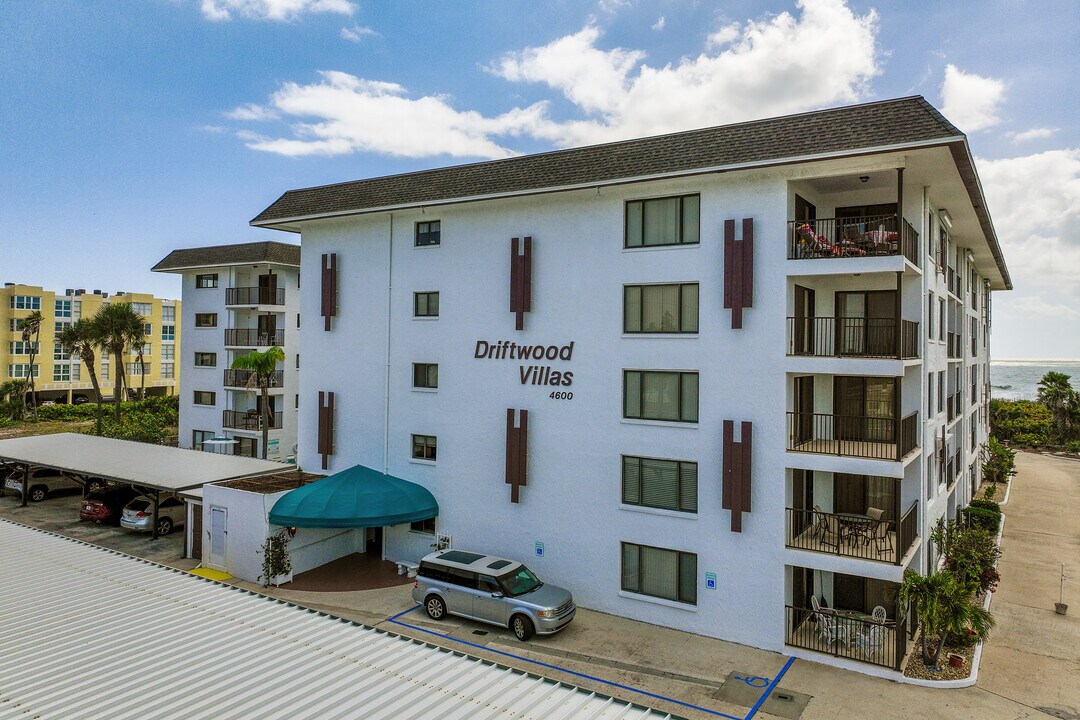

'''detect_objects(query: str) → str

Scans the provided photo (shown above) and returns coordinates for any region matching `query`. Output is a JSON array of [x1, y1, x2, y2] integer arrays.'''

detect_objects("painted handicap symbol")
[[732, 673, 769, 688]]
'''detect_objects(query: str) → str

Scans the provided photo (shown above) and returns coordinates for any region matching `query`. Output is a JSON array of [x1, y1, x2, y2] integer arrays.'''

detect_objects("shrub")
[[962, 506, 1002, 534], [969, 499, 1001, 513], [982, 437, 1016, 484], [990, 399, 1052, 441], [1066, 440, 1080, 454], [933, 517, 1002, 595], [1012, 433, 1047, 447]]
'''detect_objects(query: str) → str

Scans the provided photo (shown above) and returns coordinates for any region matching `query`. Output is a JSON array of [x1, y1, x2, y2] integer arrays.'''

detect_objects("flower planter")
[[1055, 602, 1068, 615], [947, 653, 965, 669]]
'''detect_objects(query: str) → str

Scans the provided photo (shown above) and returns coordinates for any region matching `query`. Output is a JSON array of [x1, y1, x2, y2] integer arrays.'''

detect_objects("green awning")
[[268, 465, 438, 529]]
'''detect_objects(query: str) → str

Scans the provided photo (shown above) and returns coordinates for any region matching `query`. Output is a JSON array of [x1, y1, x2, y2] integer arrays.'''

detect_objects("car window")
[[448, 568, 477, 589], [418, 561, 448, 582], [163, 498, 181, 508], [477, 575, 500, 593], [127, 499, 151, 511], [498, 566, 543, 597]]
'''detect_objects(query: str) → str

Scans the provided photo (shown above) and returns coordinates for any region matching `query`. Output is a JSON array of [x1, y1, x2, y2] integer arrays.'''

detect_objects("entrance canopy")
[[269, 464, 438, 528], [0, 433, 285, 493]]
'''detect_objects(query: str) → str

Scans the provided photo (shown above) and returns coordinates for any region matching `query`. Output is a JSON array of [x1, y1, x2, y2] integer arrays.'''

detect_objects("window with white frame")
[[70, 363, 80, 381], [8, 296, 41, 310], [162, 305, 175, 322], [125, 362, 150, 376], [54, 300, 71, 318], [162, 324, 175, 341], [161, 345, 174, 360], [8, 341, 38, 355], [624, 283, 699, 333], [53, 364, 70, 382], [8, 364, 39, 379], [621, 456, 697, 513], [161, 362, 174, 379], [411, 434, 437, 461], [54, 343, 70, 361], [625, 195, 700, 248], [131, 302, 153, 316], [620, 542, 697, 605], [8, 318, 24, 332], [142, 323, 152, 336]]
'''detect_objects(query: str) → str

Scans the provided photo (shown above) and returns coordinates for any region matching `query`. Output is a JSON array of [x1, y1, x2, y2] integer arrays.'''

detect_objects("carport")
[[0, 433, 284, 539]]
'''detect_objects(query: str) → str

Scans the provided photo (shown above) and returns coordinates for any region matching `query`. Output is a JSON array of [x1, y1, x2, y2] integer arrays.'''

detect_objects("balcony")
[[223, 369, 284, 389], [224, 329, 284, 347], [223, 409, 283, 431], [225, 287, 286, 306], [787, 215, 919, 266], [787, 317, 919, 359], [785, 604, 909, 670], [787, 412, 919, 461], [786, 501, 918, 565]]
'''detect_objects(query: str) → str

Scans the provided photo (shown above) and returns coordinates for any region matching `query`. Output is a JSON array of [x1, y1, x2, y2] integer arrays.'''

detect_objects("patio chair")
[[856, 623, 885, 657], [869, 516, 893, 554], [816, 611, 851, 648], [866, 507, 884, 521], [813, 506, 842, 547], [871, 605, 888, 624]]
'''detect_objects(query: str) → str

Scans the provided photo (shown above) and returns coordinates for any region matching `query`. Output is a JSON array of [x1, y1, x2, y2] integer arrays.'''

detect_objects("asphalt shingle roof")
[[251, 96, 962, 225], [152, 241, 300, 272]]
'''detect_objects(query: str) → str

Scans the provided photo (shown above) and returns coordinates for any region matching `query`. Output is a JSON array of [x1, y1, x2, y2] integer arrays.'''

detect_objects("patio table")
[[835, 512, 874, 545]]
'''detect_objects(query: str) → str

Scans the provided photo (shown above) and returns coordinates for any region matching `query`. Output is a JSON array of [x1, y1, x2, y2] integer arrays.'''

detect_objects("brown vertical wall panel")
[[317, 391, 335, 470], [509, 237, 533, 331], [723, 219, 754, 329], [505, 409, 529, 503], [722, 420, 753, 532], [321, 253, 338, 331]]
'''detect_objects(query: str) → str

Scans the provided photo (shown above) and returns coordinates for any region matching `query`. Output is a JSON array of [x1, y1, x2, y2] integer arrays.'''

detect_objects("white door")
[[208, 506, 227, 569]]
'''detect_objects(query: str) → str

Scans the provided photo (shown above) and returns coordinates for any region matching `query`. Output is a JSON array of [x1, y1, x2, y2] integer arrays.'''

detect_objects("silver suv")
[[412, 550, 576, 640]]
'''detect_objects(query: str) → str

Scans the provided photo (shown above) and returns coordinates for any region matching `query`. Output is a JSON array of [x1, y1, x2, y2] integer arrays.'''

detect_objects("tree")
[[20, 310, 43, 418], [57, 320, 106, 435], [93, 303, 145, 421], [981, 437, 1016, 486], [0, 379, 27, 420], [231, 346, 286, 459], [899, 569, 995, 667], [1036, 371, 1080, 442]]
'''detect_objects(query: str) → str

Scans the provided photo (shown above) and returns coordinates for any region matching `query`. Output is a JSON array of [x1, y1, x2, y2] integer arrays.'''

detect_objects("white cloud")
[[341, 24, 378, 42], [1008, 127, 1058, 143], [200, 0, 354, 22], [224, 103, 279, 121], [939, 64, 1006, 132], [1004, 296, 1080, 321], [652, 16, 665, 31], [235, 70, 546, 159], [488, 0, 880, 147]]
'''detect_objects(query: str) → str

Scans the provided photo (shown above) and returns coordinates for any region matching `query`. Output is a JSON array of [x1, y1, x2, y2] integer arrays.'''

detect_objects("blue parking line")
[[743, 655, 795, 720], [385, 605, 789, 720]]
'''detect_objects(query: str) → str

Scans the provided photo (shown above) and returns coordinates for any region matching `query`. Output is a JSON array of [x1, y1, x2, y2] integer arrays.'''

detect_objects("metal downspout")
[[384, 214, 393, 476]]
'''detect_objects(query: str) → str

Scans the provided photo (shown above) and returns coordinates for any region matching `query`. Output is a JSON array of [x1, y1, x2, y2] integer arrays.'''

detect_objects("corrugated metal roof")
[[0, 433, 286, 492], [0, 520, 676, 720]]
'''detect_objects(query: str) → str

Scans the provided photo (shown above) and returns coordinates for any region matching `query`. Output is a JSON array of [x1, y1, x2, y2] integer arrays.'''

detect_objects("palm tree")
[[128, 319, 149, 401], [57, 320, 105, 435], [899, 569, 995, 667], [1036, 371, 1079, 442], [20, 310, 43, 417], [231, 346, 286, 459], [93, 303, 144, 420]]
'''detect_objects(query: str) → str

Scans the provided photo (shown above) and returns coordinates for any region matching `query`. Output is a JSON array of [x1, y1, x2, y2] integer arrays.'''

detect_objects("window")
[[54, 300, 71, 318], [937, 372, 944, 414], [926, 457, 935, 500], [162, 324, 175, 341], [132, 302, 152, 316], [295, 394, 299, 409], [624, 284, 699, 333], [8, 295, 41, 310], [8, 341, 38, 355], [622, 456, 697, 513], [54, 320, 65, 334], [162, 305, 175, 322], [625, 195, 700, 248], [139, 342, 152, 356], [623, 370, 698, 423], [101, 361, 109, 380], [234, 437, 257, 458], [927, 212, 936, 263], [971, 317, 977, 355], [927, 292, 935, 339], [8, 364, 39, 379], [161, 362, 174, 379], [414, 291, 439, 317], [161, 345, 174, 361], [143, 323, 153, 336], [413, 363, 438, 389], [415, 220, 441, 247], [296, 314, 300, 328], [126, 362, 150, 376], [412, 434, 437, 461], [410, 517, 436, 534], [193, 429, 214, 451], [53, 364, 70, 382], [71, 363, 80, 381], [621, 542, 697, 605], [193, 390, 216, 405], [54, 343, 70, 361], [194, 313, 217, 328], [295, 354, 300, 369], [927, 373, 934, 417], [938, 298, 945, 341], [72, 300, 81, 320], [971, 366, 978, 405], [195, 274, 218, 289], [8, 318, 24, 332], [194, 352, 216, 367]]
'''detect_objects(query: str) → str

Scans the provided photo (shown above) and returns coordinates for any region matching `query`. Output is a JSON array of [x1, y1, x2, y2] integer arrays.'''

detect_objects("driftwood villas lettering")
[[474, 340, 575, 386]]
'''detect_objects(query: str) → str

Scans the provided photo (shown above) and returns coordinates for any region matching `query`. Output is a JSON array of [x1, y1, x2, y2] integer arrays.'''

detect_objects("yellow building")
[[1, 284, 180, 403]]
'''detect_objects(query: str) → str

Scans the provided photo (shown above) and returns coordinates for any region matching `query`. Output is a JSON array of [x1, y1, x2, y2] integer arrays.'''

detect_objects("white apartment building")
[[250, 97, 1010, 673], [153, 242, 301, 461]]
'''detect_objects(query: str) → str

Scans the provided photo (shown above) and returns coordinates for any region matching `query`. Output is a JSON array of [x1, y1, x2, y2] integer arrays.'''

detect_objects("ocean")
[[990, 359, 1080, 401]]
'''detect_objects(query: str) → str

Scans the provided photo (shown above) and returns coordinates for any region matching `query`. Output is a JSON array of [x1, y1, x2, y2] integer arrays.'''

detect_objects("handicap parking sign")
[[535, 541, 544, 557], [706, 572, 717, 590]]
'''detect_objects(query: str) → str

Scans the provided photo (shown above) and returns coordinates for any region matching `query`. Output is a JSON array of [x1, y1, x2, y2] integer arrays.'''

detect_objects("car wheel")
[[29, 486, 47, 502], [424, 595, 447, 620], [511, 614, 535, 641], [87, 480, 105, 493], [156, 517, 173, 535]]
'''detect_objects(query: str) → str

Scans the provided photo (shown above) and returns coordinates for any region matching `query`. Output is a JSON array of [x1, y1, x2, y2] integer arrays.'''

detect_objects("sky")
[[1, 0, 1078, 358]]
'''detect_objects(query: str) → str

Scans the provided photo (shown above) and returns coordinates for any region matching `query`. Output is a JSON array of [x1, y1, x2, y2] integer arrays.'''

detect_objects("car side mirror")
[[490, 592, 504, 599]]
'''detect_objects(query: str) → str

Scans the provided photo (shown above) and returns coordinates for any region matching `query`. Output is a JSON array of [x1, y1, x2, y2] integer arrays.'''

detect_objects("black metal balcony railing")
[[785, 605, 907, 670], [788, 215, 919, 266], [224, 329, 284, 347], [947, 332, 961, 359], [225, 287, 286, 306], [787, 507, 909, 564], [222, 409, 283, 431], [787, 412, 919, 461], [223, 369, 284, 389], [787, 318, 920, 359], [898, 501, 918, 562]]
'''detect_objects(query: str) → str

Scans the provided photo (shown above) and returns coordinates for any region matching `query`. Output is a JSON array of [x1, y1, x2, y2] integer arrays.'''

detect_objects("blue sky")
[[1, 0, 1078, 358]]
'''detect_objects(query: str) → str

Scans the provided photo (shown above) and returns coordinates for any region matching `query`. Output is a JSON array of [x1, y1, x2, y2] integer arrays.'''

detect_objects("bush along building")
[[248, 96, 1010, 673]]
